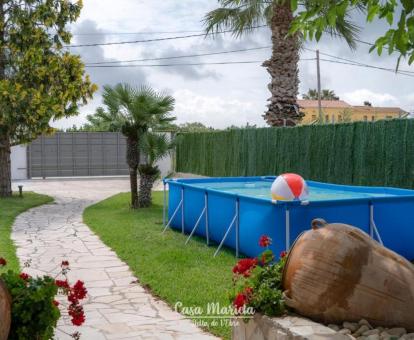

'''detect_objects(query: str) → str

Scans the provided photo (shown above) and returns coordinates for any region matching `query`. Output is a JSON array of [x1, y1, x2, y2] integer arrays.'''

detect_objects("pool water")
[[191, 180, 393, 201]]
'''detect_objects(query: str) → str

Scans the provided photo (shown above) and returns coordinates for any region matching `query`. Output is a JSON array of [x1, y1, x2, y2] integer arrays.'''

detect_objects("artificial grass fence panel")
[[176, 119, 414, 189]]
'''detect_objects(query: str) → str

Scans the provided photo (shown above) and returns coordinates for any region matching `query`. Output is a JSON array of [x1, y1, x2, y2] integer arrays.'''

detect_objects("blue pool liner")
[[163, 176, 414, 260]]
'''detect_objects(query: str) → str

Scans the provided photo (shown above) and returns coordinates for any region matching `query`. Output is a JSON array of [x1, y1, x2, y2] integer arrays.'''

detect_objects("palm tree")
[[138, 132, 176, 207], [204, 0, 360, 126], [302, 89, 339, 100], [93, 84, 175, 208]]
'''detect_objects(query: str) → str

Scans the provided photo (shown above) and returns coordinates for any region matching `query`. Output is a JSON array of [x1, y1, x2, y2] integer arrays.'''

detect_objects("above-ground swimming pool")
[[163, 177, 414, 260]]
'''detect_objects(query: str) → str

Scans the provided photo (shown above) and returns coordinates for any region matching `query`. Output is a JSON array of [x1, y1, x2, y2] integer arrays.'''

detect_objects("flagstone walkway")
[[11, 179, 217, 340]]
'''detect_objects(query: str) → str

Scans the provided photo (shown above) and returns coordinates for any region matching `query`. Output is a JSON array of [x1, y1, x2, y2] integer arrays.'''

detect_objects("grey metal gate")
[[28, 132, 129, 178]]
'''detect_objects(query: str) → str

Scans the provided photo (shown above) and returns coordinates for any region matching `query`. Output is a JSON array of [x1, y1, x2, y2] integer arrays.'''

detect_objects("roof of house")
[[298, 100, 408, 115], [353, 106, 408, 114], [298, 99, 352, 108]]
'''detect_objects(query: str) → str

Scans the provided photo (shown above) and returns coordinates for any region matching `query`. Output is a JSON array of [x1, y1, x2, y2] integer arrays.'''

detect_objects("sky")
[[54, 0, 414, 130]]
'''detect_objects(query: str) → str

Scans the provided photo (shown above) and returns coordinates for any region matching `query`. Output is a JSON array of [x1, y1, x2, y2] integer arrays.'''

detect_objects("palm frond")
[[204, 0, 271, 37], [325, 17, 361, 50], [87, 84, 176, 137], [140, 132, 175, 166]]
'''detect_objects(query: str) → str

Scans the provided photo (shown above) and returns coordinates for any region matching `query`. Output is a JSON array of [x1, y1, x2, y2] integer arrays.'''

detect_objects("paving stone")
[[11, 179, 216, 339]]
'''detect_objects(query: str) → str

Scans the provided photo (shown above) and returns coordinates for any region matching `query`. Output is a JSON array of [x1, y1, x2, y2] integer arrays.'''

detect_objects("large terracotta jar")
[[283, 222, 414, 331], [0, 278, 11, 340]]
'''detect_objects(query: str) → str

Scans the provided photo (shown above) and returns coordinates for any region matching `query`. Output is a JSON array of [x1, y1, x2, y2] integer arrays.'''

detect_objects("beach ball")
[[271, 173, 308, 201]]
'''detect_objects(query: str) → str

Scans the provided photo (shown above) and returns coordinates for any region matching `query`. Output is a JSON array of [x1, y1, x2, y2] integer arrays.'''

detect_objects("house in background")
[[299, 99, 409, 125]]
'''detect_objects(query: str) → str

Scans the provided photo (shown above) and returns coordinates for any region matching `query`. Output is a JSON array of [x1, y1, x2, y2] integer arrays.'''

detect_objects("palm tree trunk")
[[138, 173, 156, 208], [0, 131, 12, 197], [126, 136, 139, 209], [262, 3, 304, 127]]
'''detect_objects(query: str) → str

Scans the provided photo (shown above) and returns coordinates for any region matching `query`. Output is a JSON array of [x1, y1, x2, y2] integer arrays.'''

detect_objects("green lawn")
[[83, 192, 237, 339], [0, 192, 53, 273]]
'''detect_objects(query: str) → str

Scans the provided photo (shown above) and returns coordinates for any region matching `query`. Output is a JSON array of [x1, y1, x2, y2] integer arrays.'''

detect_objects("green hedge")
[[176, 119, 414, 189]]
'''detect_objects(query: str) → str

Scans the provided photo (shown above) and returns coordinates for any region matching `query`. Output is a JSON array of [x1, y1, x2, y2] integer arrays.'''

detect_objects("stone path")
[[11, 179, 217, 340]]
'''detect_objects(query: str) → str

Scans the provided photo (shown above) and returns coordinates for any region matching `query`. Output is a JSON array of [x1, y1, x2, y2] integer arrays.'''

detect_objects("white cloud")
[[342, 89, 398, 107], [49, 0, 414, 130], [173, 89, 266, 129]]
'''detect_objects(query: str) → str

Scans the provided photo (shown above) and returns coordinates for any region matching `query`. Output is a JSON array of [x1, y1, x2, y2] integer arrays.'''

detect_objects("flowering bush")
[[0, 258, 87, 340], [230, 236, 287, 317]]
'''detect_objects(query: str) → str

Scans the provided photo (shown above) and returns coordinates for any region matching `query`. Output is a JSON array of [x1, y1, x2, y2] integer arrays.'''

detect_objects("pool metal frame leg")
[[181, 187, 185, 234], [285, 207, 290, 251], [162, 187, 184, 234], [235, 199, 239, 257], [163, 181, 166, 228], [185, 203, 206, 245], [205, 193, 210, 246], [185, 192, 210, 246], [162, 199, 182, 233], [369, 203, 383, 245], [214, 199, 239, 257]]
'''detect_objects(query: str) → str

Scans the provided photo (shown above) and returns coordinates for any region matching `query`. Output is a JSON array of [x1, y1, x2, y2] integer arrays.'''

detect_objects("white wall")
[[157, 152, 174, 178], [155, 132, 174, 178], [11, 145, 28, 180]]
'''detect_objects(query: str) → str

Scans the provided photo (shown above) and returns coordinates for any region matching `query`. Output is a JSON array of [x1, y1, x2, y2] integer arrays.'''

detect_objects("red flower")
[[68, 292, 78, 304], [72, 280, 87, 300], [53, 300, 60, 307], [68, 303, 85, 326], [259, 235, 272, 248], [71, 312, 85, 326], [61, 260, 69, 267], [232, 258, 258, 276], [19, 272, 30, 280], [233, 293, 246, 309], [0, 258, 6, 266], [280, 251, 287, 258], [55, 279, 70, 289]]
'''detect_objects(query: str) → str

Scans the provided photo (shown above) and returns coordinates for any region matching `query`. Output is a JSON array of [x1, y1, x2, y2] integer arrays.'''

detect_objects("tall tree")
[[204, 0, 360, 127], [90, 84, 175, 209], [302, 89, 339, 100], [0, 0, 96, 197], [290, 1, 414, 67]]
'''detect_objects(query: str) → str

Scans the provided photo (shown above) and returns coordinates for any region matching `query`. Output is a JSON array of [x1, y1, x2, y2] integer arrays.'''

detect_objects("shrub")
[[0, 258, 87, 340], [2, 271, 59, 340], [229, 236, 287, 317]]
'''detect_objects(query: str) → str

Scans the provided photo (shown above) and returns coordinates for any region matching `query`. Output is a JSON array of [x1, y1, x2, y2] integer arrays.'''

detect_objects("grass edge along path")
[[0, 192, 53, 273], [83, 191, 237, 339]]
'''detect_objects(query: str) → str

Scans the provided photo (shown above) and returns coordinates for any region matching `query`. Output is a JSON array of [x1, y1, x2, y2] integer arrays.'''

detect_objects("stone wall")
[[232, 314, 349, 340]]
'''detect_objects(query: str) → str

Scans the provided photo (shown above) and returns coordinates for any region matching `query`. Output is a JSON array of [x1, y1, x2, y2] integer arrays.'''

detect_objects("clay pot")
[[0, 278, 11, 340], [282, 222, 414, 331]]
